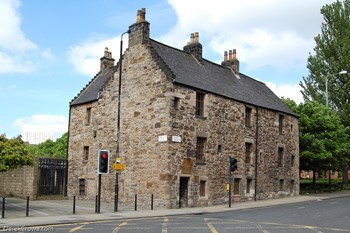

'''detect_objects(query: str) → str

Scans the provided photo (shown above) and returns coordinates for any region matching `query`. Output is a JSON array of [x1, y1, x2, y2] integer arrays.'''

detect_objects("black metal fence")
[[38, 158, 67, 196]]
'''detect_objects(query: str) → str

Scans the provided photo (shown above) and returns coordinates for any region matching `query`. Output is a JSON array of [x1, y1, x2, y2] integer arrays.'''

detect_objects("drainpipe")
[[254, 107, 259, 201]]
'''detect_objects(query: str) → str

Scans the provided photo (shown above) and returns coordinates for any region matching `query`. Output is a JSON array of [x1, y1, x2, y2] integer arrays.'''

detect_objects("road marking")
[[330, 202, 337, 205], [69, 224, 92, 232], [112, 221, 128, 233], [162, 217, 168, 233], [207, 223, 219, 233], [297, 206, 305, 209]]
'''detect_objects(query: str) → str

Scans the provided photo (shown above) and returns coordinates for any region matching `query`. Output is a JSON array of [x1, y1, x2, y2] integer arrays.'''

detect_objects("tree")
[[282, 99, 350, 187], [26, 132, 68, 159], [0, 134, 34, 172], [300, 0, 350, 184]]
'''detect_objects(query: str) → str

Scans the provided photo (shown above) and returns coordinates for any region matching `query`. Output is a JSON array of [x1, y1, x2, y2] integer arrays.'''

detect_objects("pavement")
[[1, 190, 350, 229]]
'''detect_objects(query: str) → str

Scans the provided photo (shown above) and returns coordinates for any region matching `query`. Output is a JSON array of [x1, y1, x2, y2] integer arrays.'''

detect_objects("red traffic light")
[[102, 153, 107, 159]]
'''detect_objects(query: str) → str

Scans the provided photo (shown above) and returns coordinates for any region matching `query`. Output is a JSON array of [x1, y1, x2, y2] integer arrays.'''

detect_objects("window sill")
[[196, 162, 207, 165], [195, 116, 207, 120]]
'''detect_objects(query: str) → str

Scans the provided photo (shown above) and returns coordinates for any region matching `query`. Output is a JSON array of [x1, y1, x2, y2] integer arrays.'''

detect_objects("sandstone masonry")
[[68, 8, 299, 210]]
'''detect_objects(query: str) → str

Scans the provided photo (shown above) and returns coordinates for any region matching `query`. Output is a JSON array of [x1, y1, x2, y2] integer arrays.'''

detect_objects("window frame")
[[196, 137, 206, 162], [279, 114, 284, 134], [195, 92, 205, 117], [83, 146, 89, 161], [199, 180, 206, 197], [245, 142, 252, 164], [79, 179, 86, 196], [245, 107, 252, 127], [86, 107, 92, 125]]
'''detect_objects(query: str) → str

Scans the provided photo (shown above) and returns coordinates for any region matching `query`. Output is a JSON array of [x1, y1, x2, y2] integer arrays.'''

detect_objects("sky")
[[0, 0, 335, 139]]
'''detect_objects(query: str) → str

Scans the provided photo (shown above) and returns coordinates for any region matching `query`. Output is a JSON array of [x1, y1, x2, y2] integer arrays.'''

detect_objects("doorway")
[[179, 177, 189, 208]]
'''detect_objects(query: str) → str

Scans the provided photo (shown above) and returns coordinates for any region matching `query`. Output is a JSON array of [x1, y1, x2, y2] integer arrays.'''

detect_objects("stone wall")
[[0, 164, 38, 200], [68, 32, 299, 209]]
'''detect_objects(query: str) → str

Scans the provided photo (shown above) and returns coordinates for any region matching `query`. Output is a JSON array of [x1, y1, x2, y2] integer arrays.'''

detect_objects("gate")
[[38, 158, 67, 196]]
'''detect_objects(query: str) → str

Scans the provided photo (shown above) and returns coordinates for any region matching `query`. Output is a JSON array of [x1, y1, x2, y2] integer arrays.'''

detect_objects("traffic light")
[[98, 150, 110, 174], [229, 157, 238, 172]]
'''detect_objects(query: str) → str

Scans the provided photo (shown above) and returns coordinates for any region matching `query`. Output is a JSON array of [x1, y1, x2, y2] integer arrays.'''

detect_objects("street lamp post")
[[325, 70, 347, 107], [325, 70, 347, 192], [114, 30, 130, 212]]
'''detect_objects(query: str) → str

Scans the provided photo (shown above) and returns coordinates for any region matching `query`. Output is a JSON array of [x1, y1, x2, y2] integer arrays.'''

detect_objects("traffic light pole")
[[97, 174, 101, 213], [114, 172, 119, 212]]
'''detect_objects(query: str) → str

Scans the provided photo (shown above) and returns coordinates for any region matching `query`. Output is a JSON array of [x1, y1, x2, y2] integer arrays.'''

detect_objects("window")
[[83, 146, 89, 161], [200, 181, 206, 197], [278, 147, 284, 167], [234, 178, 240, 195], [245, 143, 252, 164], [217, 144, 222, 154], [279, 179, 284, 191], [279, 114, 284, 134], [245, 107, 252, 127], [86, 107, 92, 125], [79, 179, 86, 195], [291, 155, 295, 167], [174, 97, 180, 110], [196, 137, 206, 162], [246, 179, 252, 194], [196, 92, 205, 117]]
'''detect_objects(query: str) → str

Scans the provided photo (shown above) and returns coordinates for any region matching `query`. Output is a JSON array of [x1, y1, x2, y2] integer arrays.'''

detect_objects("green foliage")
[[27, 132, 68, 159], [281, 100, 350, 172], [0, 134, 34, 172], [300, 0, 350, 127]]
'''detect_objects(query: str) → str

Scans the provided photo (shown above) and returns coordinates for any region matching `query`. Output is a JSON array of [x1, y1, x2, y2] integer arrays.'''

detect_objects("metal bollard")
[[2, 197, 5, 218], [135, 194, 137, 211], [151, 194, 153, 210], [26, 196, 29, 217], [73, 196, 76, 214]]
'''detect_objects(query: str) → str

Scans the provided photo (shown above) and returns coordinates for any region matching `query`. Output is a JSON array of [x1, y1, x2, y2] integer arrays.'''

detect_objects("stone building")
[[68, 8, 299, 209]]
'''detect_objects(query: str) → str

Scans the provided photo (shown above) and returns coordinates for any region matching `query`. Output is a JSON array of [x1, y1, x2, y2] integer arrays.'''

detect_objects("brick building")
[[67, 8, 299, 209]]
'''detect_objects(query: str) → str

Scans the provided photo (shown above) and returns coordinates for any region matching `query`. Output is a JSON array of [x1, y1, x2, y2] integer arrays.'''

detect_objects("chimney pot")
[[194, 32, 199, 43], [137, 10, 142, 22], [221, 49, 239, 75], [190, 33, 195, 44]]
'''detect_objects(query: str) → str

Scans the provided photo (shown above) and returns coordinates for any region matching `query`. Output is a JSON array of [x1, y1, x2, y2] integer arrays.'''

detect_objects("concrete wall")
[[0, 164, 38, 200]]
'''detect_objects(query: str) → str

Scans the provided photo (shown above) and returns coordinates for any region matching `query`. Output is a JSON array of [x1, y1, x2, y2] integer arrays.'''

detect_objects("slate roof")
[[150, 39, 296, 116], [70, 66, 117, 106], [70, 38, 296, 117]]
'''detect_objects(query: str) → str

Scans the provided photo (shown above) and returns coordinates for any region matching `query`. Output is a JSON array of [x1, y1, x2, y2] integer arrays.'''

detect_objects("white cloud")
[[0, 0, 39, 74], [13, 114, 68, 135], [265, 82, 303, 104], [68, 36, 127, 76], [0, 0, 36, 51], [161, 0, 332, 73]]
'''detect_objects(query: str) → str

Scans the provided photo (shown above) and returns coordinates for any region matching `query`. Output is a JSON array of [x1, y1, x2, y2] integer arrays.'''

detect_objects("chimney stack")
[[100, 47, 115, 71], [129, 8, 150, 47], [221, 49, 240, 74], [183, 32, 203, 61]]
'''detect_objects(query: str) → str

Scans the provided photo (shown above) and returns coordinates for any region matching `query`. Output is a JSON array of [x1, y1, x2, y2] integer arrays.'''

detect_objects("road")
[[15, 196, 349, 233]]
